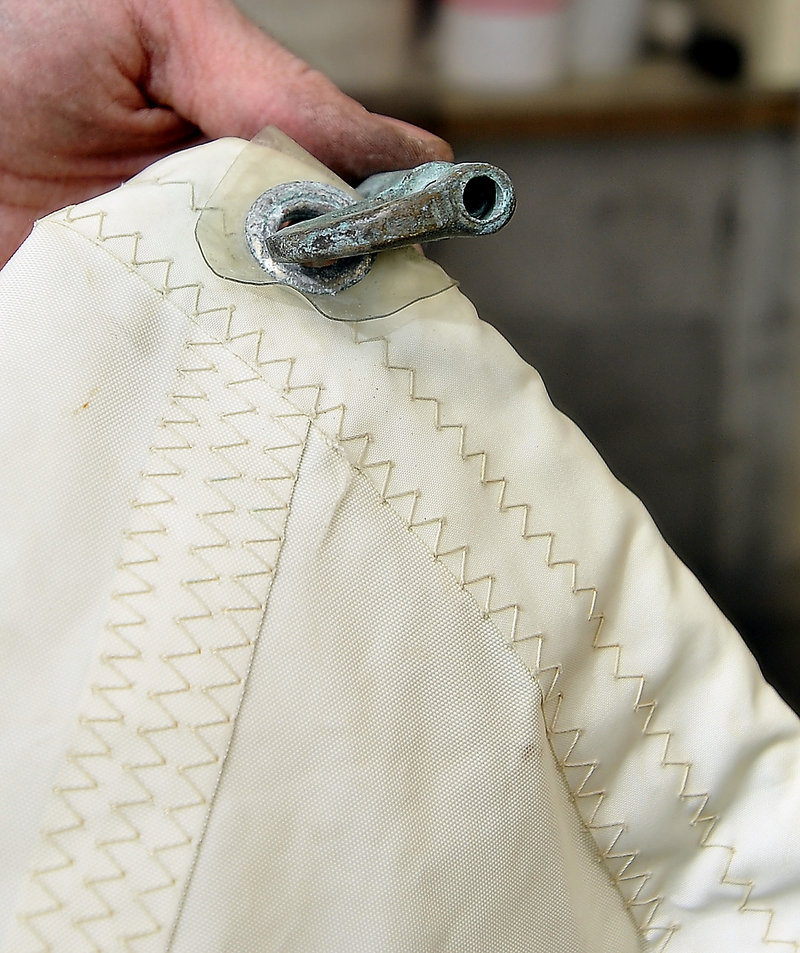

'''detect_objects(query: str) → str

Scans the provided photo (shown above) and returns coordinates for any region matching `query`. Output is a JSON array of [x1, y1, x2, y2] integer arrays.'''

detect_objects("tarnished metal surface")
[[244, 181, 374, 295], [268, 161, 516, 267], [244, 160, 515, 295]]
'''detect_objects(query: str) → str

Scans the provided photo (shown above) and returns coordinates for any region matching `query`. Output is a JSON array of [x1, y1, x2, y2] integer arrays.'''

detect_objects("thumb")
[[137, 0, 453, 181]]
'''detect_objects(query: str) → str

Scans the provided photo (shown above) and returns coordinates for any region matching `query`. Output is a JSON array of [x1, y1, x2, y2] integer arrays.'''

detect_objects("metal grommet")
[[244, 182, 374, 295]]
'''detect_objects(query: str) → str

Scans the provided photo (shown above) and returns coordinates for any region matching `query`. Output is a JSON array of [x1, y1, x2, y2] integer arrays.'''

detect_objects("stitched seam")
[[42, 202, 724, 947], [47, 183, 798, 951], [350, 327, 800, 951], [165, 422, 312, 953], [15, 338, 306, 951], [340, 332, 672, 944]]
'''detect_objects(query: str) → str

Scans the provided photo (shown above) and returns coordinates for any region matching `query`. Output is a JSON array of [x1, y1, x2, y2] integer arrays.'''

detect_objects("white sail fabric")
[[0, 138, 798, 953]]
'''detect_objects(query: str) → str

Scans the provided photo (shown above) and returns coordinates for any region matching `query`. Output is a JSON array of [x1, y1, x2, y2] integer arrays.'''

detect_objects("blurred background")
[[234, 0, 800, 711]]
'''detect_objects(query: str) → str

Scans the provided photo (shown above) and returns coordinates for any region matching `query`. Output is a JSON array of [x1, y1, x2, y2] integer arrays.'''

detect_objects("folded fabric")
[[1, 138, 798, 953]]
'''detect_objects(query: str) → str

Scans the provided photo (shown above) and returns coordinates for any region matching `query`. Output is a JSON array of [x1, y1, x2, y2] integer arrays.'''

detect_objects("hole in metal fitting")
[[462, 175, 498, 220], [277, 207, 325, 231], [245, 182, 374, 295]]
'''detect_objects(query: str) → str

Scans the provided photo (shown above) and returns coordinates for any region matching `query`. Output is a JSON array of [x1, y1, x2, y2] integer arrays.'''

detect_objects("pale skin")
[[0, 0, 453, 267]]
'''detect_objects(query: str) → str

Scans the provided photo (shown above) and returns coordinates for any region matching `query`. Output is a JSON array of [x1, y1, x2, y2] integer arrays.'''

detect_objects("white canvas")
[[1, 137, 798, 953]]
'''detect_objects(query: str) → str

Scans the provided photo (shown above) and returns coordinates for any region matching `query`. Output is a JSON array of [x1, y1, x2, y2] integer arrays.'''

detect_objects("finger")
[[0, 203, 37, 268], [134, 0, 452, 180]]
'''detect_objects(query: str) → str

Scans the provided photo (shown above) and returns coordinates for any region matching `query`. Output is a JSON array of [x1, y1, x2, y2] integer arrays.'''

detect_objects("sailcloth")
[[1, 137, 798, 953]]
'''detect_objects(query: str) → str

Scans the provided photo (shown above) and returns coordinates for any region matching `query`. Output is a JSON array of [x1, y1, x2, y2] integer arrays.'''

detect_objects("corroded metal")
[[244, 181, 374, 295], [244, 160, 516, 295], [267, 161, 516, 267]]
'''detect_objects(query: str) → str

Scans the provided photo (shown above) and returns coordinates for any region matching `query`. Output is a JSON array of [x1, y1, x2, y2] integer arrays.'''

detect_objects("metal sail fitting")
[[244, 160, 516, 295]]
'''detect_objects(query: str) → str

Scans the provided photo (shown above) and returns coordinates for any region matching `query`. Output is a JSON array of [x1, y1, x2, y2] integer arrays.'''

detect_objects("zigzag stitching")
[[298, 369, 671, 939], [250, 326, 669, 932], [19, 347, 303, 952], [110, 349, 299, 946], [18, 196, 297, 952], [22, 415, 179, 949], [349, 326, 798, 949], [51, 188, 796, 950]]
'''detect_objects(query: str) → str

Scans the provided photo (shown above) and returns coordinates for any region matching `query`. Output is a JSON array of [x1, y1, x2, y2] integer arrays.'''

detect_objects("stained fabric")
[[0, 138, 798, 953], [171, 428, 636, 953]]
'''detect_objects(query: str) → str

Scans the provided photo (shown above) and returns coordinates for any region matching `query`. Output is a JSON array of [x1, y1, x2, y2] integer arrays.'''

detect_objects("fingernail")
[[380, 115, 454, 162], [421, 135, 455, 162]]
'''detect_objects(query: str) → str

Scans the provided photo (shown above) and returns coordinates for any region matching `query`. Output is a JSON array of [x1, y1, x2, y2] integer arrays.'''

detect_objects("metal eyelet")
[[244, 182, 374, 295]]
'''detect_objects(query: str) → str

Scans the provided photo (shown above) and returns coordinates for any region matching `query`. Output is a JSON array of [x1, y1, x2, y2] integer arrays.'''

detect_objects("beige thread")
[[17, 333, 305, 950], [50, 200, 729, 947], [50, 195, 761, 951], [29, 177, 796, 951], [229, 309, 796, 949], [349, 325, 799, 950]]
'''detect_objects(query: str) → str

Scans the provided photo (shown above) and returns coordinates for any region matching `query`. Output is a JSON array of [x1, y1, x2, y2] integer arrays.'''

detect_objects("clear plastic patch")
[[195, 128, 456, 322]]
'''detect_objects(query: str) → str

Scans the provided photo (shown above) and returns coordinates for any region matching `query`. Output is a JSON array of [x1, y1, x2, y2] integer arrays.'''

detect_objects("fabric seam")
[[47, 189, 797, 952]]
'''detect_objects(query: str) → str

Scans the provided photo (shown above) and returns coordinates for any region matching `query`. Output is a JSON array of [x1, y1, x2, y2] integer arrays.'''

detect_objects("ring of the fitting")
[[452, 166, 516, 234], [245, 182, 374, 295]]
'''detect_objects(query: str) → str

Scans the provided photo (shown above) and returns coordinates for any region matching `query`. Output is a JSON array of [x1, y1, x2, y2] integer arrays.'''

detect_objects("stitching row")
[[42, 177, 799, 952], [16, 327, 304, 951], [354, 325, 799, 950]]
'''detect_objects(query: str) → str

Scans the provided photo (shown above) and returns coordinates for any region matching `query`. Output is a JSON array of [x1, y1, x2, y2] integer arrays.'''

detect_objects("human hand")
[[0, 0, 452, 266]]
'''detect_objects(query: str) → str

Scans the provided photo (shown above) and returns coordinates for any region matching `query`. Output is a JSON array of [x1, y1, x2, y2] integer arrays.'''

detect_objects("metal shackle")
[[244, 160, 516, 295]]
